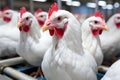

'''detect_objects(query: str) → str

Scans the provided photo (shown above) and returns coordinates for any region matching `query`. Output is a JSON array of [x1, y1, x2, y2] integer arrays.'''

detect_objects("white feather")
[[101, 59, 120, 80]]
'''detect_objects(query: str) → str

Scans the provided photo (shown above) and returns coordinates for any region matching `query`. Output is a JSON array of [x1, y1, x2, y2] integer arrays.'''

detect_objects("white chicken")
[[34, 8, 48, 27], [17, 7, 52, 76], [100, 13, 120, 61], [42, 3, 98, 80], [101, 59, 120, 80], [82, 11, 108, 66], [0, 8, 19, 58]]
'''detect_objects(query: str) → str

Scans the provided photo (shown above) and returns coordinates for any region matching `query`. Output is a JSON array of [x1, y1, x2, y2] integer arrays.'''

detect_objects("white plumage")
[[101, 59, 120, 80], [82, 15, 108, 66], [0, 9, 19, 57], [42, 3, 97, 80], [100, 13, 120, 60], [17, 7, 52, 66]]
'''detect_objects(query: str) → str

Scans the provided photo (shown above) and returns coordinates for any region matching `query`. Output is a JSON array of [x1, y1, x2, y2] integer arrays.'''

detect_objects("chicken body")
[[42, 4, 98, 80], [101, 59, 120, 80], [82, 16, 107, 66], [17, 10, 52, 66], [100, 13, 120, 60], [0, 9, 19, 57]]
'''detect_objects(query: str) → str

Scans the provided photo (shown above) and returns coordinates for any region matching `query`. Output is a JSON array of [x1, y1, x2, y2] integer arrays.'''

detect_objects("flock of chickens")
[[0, 2, 120, 80]]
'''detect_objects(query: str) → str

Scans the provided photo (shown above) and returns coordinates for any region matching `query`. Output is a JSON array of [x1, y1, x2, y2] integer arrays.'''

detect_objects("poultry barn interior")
[[0, 0, 120, 80]]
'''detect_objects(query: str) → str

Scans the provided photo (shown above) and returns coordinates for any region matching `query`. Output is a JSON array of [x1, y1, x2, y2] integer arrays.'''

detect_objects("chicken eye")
[[5, 12, 9, 15], [117, 17, 120, 19], [40, 15, 43, 17], [26, 17, 29, 20], [94, 21, 99, 24], [57, 16, 62, 21]]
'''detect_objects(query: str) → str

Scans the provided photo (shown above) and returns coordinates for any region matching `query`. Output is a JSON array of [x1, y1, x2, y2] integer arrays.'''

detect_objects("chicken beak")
[[42, 26, 49, 32], [17, 22, 22, 28], [101, 25, 108, 31]]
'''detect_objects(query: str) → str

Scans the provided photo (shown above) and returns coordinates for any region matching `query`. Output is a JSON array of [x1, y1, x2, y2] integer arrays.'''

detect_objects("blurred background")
[[0, 0, 120, 21]]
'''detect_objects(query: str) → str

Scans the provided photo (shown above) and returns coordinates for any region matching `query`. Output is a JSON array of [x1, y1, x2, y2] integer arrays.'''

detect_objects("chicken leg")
[[30, 67, 44, 78]]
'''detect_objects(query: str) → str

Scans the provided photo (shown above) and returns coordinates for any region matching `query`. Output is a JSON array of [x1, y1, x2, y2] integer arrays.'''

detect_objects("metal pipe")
[[1, 67, 36, 80], [95, 0, 98, 11], [0, 57, 25, 67], [29, 0, 34, 13], [57, 0, 62, 9], [98, 65, 109, 73]]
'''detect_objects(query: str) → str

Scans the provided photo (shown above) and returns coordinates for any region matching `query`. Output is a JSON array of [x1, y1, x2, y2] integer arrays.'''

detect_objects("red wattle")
[[92, 29, 100, 36], [38, 20, 44, 27], [116, 23, 120, 28], [54, 27, 64, 38], [19, 25, 29, 32], [3, 17, 11, 23], [49, 29, 54, 36], [23, 25, 30, 32]]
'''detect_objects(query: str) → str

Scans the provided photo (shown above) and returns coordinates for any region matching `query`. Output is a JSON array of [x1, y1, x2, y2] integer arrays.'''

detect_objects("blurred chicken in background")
[[100, 13, 120, 65], [34, 8, 48, 27], [0, 7, 19, 58]]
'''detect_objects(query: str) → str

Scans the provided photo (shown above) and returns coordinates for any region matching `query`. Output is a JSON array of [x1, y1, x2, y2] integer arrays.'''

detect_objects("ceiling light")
[[33, 0, 47, 2], [66, 0, 72, 6], [106, 4, 113, 10], [66, 0, 80, 7], [86, 2, 96, 8], [98, 1, 106, 6], [102, 6, 107, 9], [62, 0, 69, 2], [72, 1, 80, 6], [114, 2, 119, 8]]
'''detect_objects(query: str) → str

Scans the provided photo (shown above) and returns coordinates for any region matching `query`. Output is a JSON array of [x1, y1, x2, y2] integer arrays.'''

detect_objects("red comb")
[[3, 7, 9, 11], [20, 7, 26, 18], [48, 3, 58, 18], [94, 11, 104, 19], [35, 8, 42, 14]]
